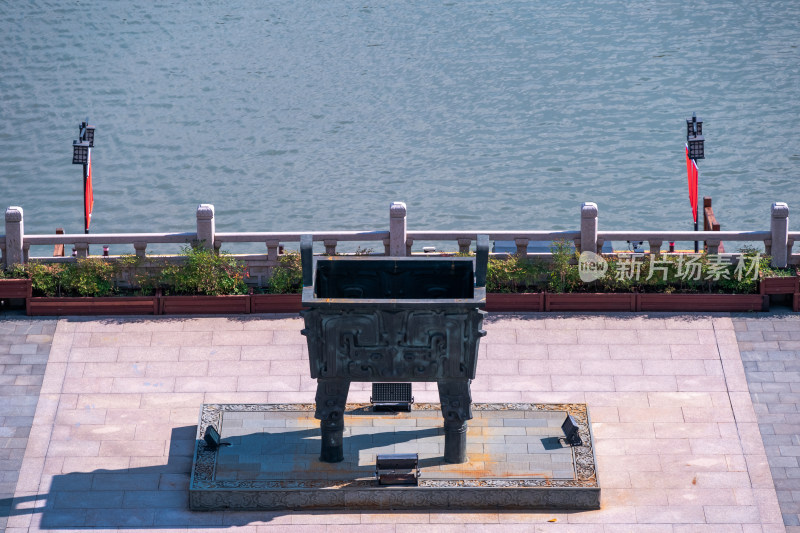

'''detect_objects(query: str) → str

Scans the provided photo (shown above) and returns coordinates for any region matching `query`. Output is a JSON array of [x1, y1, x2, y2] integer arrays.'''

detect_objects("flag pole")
[[84, 149, 89, 235], [694, 157, 698, 253], [73, 118, 95, 249], [686, 113, 704, 254]]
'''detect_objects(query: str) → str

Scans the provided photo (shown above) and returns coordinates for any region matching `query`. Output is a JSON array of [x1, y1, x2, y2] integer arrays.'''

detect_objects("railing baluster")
[[324, 239, 337, 256]]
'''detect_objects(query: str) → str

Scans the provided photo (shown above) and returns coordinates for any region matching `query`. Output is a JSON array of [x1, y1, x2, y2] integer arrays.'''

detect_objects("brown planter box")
[[0, 278, 32, 299], [794, 294, 800, 313], [486, 293, 544, 312], [639, 293, 768, 312], [0, 279, 32, 309], [160, 295, 251, 315], [545, 293, 636, 312], [760, 276, 800, 295], [27, 296, 158, 316], [251, 293, 304, 313]]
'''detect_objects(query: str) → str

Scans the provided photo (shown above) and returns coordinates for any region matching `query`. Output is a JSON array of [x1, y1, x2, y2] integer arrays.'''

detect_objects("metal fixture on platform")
[[376, 453, 420, 485], [561, 414, 583, 447], [371, 383, 414, 412], [203, 425, 230, 450]]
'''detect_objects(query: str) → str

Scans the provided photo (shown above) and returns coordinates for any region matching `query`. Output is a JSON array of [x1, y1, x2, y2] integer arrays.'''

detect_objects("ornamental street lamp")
[[72, 119, 96, 236], [686, 113, 705, 252], [686, 113, 704, 159], [72, 140, 89, 165], [80, 121, 95, 147]]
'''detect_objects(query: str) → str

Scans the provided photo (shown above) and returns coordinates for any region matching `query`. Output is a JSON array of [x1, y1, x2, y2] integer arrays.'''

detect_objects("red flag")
[[685, 144, 698, 223], [85, 149, 94, 231]]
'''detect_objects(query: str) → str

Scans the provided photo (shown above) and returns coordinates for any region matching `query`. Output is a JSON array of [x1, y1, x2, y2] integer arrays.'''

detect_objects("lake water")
[[1, 1, 799, 251]]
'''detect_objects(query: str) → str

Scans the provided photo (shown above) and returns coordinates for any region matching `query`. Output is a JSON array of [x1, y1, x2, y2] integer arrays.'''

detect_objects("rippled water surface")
[[1, 1, 799, 245]]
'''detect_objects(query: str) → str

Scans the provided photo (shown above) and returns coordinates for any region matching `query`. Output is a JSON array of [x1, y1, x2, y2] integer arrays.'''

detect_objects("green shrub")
[[160, 245, 248, 296], [60, 258, 118, 296], [1, 264, 27, 279], [484, 246, 764, 295], [117, 254, 163, 295], [27, 263, 66, 297], [579, 253, 759, 295], [266, 252, 302, 294], [486, 255, 546, 293], [547, 240, 581, 293]]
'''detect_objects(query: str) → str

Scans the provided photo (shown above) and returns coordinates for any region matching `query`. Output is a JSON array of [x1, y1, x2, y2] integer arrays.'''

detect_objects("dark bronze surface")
[[300, 235, 489, 464]]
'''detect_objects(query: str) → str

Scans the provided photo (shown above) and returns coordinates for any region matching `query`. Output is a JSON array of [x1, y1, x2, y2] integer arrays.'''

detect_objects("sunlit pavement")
[[0, 311, 793, 532]]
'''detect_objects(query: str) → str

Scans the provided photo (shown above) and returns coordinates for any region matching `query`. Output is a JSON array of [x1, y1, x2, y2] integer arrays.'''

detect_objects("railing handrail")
[[24, 232, 197, 245], [597, 230, 771, 241], [16, 229, 790, 246], [408, 230, 579, 241], [215, 231, 390, 243]]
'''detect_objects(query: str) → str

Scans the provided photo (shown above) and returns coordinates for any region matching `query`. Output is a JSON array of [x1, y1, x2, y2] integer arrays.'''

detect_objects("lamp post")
[[686, 113, 704, 253], [72, 119, 95, 236]]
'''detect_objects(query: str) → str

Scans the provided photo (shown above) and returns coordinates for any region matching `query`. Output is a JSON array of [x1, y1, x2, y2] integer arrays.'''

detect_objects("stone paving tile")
[[0, 313, 55, 532], [217, 408, 574, 482], [735, 311, 800, 531]]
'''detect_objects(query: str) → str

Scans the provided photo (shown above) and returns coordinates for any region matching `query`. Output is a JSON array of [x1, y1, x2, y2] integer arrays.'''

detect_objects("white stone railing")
[[216, 231, 391, 259], [2, 201, 797, 278]]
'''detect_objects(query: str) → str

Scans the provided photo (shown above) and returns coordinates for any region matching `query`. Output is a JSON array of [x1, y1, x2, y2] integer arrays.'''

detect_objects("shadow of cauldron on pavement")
[[0, 424, 469, 529]]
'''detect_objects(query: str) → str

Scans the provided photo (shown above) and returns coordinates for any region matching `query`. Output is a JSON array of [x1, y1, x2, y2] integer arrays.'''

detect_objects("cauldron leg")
[[314, 379, 350, 463], [437, 380, 473, 464]]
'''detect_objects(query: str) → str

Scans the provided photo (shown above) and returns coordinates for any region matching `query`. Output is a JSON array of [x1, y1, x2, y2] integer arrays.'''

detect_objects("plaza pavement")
[[0, 317, 56, 532], [733, 313, 800, 532], [0, 310, 794, 532]]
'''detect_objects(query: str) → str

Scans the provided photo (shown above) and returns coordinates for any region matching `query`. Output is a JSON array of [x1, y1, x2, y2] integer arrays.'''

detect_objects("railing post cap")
[[390, 202, 407, 218], [5, 206, 23, 222], [196, 204, 215, 219], [772, 202, 789, 218], [581, 202, 598, 217]]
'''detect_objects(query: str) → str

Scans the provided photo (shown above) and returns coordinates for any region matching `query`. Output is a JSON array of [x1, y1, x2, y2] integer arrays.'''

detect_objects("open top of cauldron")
[[300, 235, 488, 309]]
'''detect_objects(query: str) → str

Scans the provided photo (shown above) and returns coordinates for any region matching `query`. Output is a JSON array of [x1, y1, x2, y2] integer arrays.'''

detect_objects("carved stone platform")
[[190, 403, 600, 511]]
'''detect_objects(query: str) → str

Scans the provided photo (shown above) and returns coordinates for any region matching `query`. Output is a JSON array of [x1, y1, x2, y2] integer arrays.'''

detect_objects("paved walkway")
[[734, 313, 800, 533], [0, 316, 55, 533], [216, 407, 577, 481], [0, 311, 791, 532]]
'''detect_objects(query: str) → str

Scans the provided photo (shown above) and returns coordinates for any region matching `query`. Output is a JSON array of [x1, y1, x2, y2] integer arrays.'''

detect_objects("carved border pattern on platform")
[[192, 403, 597, 491], [189, 486, 600, 511]]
